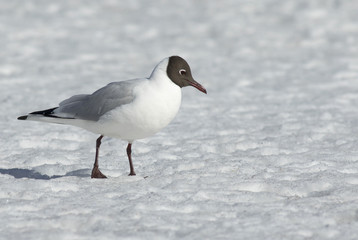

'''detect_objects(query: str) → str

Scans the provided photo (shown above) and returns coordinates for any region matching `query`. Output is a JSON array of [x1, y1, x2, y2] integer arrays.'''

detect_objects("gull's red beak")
[[187, 79, 207, 94]]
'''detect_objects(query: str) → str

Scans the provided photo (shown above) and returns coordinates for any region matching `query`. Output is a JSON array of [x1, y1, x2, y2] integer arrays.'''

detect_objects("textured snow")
[[1, 0, 358, 239]]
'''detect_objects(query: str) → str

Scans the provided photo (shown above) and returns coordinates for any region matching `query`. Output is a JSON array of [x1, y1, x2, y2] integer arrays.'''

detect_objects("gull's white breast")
[[86, 75, 182, 141]]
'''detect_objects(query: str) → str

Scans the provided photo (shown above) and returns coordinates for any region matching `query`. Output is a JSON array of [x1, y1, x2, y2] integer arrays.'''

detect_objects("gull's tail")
[[17, 107, 75, 124]]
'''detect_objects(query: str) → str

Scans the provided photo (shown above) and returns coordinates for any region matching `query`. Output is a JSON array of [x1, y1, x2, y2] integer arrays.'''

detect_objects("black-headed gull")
[[18, 56, 207, 178]]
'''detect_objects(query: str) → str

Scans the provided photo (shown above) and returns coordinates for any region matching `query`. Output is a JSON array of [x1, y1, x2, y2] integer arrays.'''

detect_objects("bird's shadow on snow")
[[0, 168, 90, 180]]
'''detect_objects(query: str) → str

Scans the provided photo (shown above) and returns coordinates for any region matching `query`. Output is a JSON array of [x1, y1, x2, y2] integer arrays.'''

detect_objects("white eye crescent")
[[179, 69, 186, 75]]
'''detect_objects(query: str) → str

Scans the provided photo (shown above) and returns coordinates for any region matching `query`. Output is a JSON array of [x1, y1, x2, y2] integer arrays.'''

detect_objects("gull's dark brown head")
[[166, 56, 207, 94]]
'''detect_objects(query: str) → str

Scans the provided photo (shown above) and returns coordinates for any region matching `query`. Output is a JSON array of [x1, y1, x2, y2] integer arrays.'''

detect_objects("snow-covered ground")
[[1, 0, 358, 239]]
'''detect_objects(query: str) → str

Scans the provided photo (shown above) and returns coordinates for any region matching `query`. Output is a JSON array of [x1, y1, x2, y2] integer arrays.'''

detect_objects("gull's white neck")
[[149, 58, 169, 81]]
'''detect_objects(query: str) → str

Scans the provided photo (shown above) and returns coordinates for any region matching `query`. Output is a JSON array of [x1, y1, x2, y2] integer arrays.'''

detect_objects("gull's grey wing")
[[54, 80, 143, 121]]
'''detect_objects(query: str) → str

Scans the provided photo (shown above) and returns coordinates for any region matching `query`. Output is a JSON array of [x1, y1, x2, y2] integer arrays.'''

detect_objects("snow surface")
[[1, 0, 358, 239]]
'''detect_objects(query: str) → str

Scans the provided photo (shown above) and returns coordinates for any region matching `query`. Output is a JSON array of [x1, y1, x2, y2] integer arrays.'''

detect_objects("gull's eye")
[[179, 69, 186, 76]]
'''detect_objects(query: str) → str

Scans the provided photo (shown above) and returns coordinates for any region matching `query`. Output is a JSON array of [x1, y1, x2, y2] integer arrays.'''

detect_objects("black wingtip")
[[18, 115, 28, 120]]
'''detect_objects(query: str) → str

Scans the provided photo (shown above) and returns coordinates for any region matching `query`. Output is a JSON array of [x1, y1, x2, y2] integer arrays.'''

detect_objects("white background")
[[1, 0, 358, 239]]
